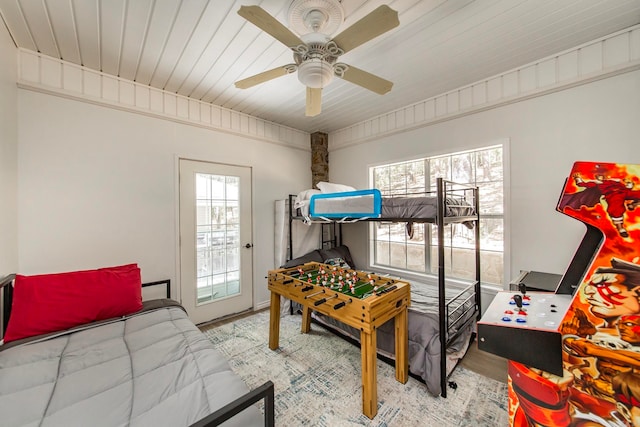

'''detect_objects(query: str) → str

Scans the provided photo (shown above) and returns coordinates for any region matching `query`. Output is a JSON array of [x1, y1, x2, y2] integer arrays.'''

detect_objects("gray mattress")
[[308, 192, 476, 221], [0, 301, 263, 427], [381, 196, 476, 220], [296, 281, 476, 396]]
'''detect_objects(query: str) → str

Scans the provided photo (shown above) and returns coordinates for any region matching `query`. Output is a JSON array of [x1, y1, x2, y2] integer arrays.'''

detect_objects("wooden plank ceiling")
[[1, 0, 639, 133]]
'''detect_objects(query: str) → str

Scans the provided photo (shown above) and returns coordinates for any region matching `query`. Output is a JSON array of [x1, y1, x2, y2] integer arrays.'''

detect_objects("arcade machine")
[[478, 161, 640, 427]]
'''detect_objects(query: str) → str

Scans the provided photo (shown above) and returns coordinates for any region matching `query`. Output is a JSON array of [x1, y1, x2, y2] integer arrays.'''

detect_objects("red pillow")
[[4, 263, 143, 343]]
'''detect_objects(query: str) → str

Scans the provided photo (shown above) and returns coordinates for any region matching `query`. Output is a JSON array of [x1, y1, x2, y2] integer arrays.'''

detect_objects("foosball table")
[[267, 262, 411, 419]]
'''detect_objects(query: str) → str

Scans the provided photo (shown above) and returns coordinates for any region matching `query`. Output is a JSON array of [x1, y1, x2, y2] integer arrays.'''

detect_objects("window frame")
[[367, 143, 507, 286]]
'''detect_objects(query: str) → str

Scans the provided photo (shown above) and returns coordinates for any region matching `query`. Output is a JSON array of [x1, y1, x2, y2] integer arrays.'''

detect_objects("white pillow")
[[316, 181, 356, 193], [296, 189, 321, 201]]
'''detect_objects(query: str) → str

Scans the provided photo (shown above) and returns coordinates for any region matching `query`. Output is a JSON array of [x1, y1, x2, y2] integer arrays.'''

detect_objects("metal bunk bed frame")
[[286, 177, 481, 397]]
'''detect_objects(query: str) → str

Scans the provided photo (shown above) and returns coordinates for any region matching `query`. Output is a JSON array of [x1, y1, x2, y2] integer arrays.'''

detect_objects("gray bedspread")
[[381, 196, 475, 220], [305, 192, 475, 222], [0, 302, 263, 427]]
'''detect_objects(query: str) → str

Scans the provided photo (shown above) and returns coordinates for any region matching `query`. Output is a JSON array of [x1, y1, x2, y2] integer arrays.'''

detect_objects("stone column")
[[310, 131, 328, 188]]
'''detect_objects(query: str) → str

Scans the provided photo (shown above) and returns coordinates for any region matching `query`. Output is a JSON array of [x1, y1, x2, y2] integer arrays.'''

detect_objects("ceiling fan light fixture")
[[297, 58, 334, 88]]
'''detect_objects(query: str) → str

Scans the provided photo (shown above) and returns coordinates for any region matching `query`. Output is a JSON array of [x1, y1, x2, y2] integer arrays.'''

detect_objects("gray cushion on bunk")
[[320, 245, 356, 269], [281, 250, 324, 268], [281, 245, 356, 270]]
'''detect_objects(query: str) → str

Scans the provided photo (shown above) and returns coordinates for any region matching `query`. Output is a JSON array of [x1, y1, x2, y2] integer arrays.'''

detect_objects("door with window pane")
[[179, 159, 252, 324]]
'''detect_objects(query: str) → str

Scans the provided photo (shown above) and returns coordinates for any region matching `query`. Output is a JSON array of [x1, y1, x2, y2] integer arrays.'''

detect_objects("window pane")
[[389, 242, 407, 269], [479, 181, 503, 215], [196, 174, 210, 199], [451, 152, 473, 184], [195, 172, 242, 304], [476, 147, 503, 181], [210, 176, 225, 199], [389, 164, 407, 195], [481, 251, 504, 285], [407, 243, 425, 272], [389, 223, 407, 243], [227, 201, 239, 225], [406, 160, 425, 193], [226, 176, 239, 200], [430, 157, 450, 183], [375, 240, 390, 265], [374, 167, 390, 193], [481, 217, 504, 251]]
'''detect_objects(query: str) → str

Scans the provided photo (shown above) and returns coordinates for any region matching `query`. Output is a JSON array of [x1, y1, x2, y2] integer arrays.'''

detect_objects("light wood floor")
[[460, 337, 508, 384]]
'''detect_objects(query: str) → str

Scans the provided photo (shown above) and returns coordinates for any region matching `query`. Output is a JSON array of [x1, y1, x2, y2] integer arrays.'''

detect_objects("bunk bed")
[[283, 178, 481, 397]]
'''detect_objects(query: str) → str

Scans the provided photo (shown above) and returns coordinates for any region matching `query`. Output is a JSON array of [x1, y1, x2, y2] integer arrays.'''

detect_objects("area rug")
[[202, 311, 509, 426]]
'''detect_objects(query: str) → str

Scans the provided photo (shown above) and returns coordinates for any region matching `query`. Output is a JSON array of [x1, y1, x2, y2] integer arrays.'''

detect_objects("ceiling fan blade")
[[238, 5, 305, 48], [235, 65, 296, 89], [306, 87, 322, 117], [338, 64, 393, 95], [331, 5, 399, 54]]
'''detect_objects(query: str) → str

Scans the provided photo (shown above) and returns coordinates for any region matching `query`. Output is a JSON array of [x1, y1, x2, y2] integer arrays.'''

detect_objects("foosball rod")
[[361, 283, 397, 299], [375, 284, 397, 295], [304, 289, 325, 299], [314, 293, 339, 307]]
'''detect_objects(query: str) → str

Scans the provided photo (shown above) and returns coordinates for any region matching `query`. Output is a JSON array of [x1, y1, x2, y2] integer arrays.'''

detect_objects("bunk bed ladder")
[[321, 222, 342, 249]]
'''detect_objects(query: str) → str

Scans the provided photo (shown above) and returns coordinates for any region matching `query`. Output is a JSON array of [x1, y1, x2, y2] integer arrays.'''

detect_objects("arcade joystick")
[[513, 294, 523, 309], [519, 282, 527, 295], [518, 282, 533, 304]]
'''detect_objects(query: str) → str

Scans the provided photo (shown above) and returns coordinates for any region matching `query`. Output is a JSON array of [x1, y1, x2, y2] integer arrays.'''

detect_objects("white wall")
[[17, 91, 310, 308], [330, 70, 640, 285], [0, 20, 18, 277]]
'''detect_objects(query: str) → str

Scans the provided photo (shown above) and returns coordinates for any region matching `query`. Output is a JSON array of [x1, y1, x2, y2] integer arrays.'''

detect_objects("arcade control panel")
[[477, 284, 573, 376]]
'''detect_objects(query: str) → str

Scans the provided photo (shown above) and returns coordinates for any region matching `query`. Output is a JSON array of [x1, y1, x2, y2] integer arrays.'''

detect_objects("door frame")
[[174, 155, 255, 322]]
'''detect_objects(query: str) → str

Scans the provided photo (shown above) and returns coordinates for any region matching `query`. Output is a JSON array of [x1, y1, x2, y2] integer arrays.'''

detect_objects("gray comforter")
[[298, 281, 476, 395], [0, 301, 263, 427]]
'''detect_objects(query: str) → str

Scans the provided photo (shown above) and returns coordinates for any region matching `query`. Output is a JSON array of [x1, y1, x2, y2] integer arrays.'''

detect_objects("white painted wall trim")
[[15, 48, 310, 151], [330, 25, 640, 151]]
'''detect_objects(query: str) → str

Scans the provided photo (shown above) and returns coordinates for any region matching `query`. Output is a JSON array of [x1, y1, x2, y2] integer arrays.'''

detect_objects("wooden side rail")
[[189, 380, 275, 427]]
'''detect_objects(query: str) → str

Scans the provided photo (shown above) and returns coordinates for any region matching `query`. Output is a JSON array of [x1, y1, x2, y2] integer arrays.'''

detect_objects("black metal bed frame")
[[286, 177, 481, 398], [0, 275, 275, 427]]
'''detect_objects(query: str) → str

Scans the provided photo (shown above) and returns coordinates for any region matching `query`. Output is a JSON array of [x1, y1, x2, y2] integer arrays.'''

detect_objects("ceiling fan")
[[235, 0, 399, 117]]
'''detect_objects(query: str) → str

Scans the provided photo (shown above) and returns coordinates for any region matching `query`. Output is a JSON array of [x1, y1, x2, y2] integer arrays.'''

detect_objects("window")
[[369, 145, 503, 285], [195, 173, 241, 303]]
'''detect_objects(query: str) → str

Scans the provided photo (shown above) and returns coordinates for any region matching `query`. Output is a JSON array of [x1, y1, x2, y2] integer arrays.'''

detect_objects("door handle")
[[245, 243, 253, 249]]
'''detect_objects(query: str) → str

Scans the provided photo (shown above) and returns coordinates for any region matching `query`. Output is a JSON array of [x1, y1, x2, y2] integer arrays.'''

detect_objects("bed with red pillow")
[[0, 264, 274, 427]]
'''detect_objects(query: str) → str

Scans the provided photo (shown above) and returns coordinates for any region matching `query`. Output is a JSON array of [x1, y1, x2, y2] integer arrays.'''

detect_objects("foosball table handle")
[[376, 285, 397, 295], [314, 298, 327, 306], [333, 298, 352, 310]]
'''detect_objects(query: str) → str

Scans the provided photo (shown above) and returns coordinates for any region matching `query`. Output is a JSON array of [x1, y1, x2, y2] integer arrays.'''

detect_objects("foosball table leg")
[[269, 292, 281, 350], [301, 305, 311, 334], [360, 329, 378, 419], [395, 308, 409, 384]]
